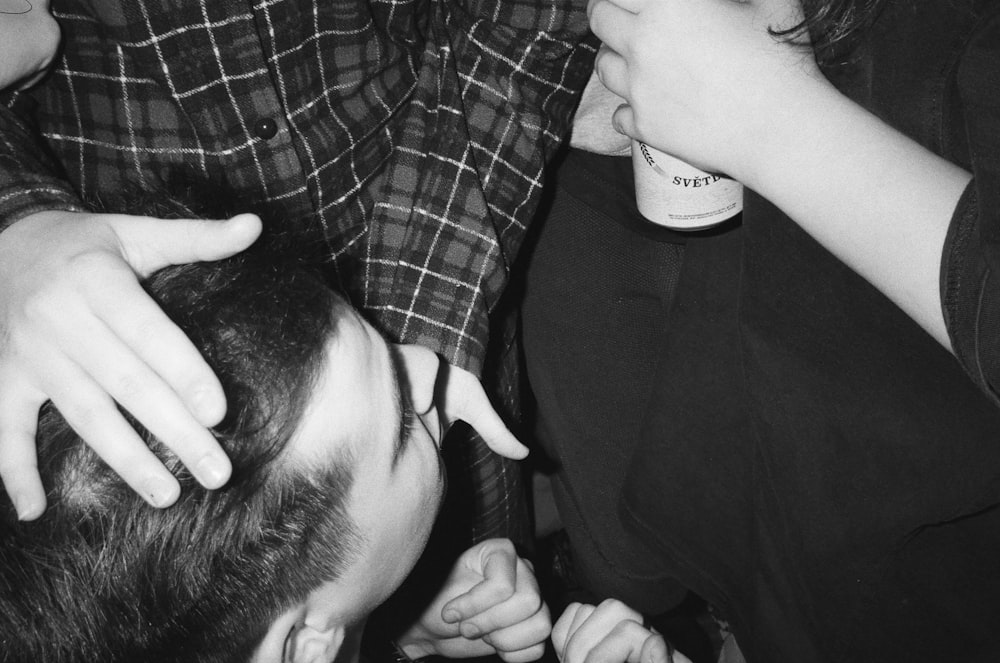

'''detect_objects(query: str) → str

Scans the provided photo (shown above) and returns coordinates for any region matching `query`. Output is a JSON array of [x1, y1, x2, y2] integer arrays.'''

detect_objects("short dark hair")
[[0, 201, 362, 662], [773, 0, 888, 63]]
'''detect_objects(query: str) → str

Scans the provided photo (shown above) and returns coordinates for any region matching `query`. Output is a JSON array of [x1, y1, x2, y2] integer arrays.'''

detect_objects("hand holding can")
[[632, 140, 742, 231]]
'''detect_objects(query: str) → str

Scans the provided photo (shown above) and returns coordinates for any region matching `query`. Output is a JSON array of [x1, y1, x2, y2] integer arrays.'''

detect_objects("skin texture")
[[0, 211, 262, 515], [0, 210, 526, 519], [589, 0, 971, 347], [248, 311, 542, 663], [399, 539, 551, 663], [552, 600, 693, 663]]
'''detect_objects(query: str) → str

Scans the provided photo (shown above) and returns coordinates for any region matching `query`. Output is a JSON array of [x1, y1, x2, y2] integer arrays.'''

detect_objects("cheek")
[[411, 455, 445, 538]]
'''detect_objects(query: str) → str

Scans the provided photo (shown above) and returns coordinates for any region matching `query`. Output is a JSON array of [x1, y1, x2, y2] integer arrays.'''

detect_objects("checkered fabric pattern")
[[0, 0, 596, 542]]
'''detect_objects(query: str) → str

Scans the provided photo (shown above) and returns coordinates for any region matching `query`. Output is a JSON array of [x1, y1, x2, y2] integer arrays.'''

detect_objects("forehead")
[[284, 309, 389, 469]]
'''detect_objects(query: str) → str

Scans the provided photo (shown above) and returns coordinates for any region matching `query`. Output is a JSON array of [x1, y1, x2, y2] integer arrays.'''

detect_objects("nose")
[[395, 343, 442, 433]]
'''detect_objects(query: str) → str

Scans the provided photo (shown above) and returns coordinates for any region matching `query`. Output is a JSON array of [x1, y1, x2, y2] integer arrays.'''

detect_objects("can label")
[[633, 141, 743, 231]]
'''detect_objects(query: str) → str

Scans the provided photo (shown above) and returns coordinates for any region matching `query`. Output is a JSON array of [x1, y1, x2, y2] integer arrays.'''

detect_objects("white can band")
[[632, 141, 743, 231]]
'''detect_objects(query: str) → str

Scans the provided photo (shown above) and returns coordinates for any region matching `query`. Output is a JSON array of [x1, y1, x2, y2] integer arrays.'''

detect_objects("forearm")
[[740, 75, 972, 349]]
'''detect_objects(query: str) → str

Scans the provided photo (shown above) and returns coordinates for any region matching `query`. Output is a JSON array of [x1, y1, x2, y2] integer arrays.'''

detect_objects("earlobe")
[[288, 623, 347, 663]]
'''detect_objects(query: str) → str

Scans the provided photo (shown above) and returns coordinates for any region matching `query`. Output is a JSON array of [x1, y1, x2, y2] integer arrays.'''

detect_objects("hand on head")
[[0, 206, 526, 520], [0, 209, 261, 518]]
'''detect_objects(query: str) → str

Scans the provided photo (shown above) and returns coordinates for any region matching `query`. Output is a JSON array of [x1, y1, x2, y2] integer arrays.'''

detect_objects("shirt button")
[[253, 117, 279, 140]]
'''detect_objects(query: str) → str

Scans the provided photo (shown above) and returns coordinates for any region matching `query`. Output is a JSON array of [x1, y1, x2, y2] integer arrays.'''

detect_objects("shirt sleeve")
[[358, 0, 596, 376], [0, 97, 85, 232], [939, 12, 1000, 402]]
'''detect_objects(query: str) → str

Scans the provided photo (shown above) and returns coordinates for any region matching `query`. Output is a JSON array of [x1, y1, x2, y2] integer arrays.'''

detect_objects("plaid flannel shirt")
[[0, 0, 595, 541]]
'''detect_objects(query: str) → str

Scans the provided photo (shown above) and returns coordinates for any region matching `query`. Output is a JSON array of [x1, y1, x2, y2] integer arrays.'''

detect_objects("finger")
[[444, 365, 527, 459], [498, 641, 547, 663], [444, 542, 519, 634], [484, 602, 551, 658], [580, 622, 658, 663], [90, 267, 227, 427], [641, 633, 685, 663], [588, 0, 639, 54], [461, 557, 544, 637], [567, 603, 597, 639], [42, 365, 182, 508], [611, 104, 638, 139], [552, 602, 585, 659], [559, 604, 598, 663], [112, 213, 262, 276], [564, 601, 641, 663], [0, 378, 47, 520], [593, 45, 630, 101], [65, 317, 231, 489], [461, 577, 545, 640]]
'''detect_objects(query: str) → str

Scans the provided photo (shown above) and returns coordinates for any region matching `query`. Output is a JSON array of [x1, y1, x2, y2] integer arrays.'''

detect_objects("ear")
[[287, 623, 347, 663], [253, 606, 348, 663]]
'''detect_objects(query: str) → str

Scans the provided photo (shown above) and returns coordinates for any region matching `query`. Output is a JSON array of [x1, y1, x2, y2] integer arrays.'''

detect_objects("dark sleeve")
[[358, 0, 596, 375], [939, 11, 1000, 401], [941, 185, 998, 400], [0, 97, 84, 232]]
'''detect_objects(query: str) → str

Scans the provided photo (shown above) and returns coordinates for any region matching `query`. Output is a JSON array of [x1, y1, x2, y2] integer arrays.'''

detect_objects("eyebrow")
[[386, 344, 412, 468]]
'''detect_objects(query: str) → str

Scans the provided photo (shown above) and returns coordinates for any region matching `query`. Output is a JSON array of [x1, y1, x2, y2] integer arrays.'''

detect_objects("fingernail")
[[229, 214, 262, 238], [461, 623, 481, 639], [442, 610, 460, 624], [13, 495, 42, 521], [195, 455, 230, 488], [145, 476, 180, 508]]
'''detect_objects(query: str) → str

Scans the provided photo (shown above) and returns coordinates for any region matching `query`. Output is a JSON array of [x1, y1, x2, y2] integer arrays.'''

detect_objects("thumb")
[[111, 213, 263, 275], [611, 103, 637, 139]]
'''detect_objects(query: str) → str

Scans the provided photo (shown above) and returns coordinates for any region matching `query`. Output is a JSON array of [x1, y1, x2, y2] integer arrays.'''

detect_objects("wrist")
[[728, 68, 841, 191]]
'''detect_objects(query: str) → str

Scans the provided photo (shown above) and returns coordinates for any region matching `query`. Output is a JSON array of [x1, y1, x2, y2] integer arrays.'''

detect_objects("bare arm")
[[589, 0, 970, 348]]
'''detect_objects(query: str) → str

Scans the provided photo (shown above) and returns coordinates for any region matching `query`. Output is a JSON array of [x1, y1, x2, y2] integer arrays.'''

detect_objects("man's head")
[[0, 208, 446, 663]]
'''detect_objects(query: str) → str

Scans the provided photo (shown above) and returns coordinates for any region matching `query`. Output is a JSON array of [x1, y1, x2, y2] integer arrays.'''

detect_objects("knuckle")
[[56, 395, 106, 434], [110, 370, 149, 403], [598, 597, 626, 613], [64, 249, 114, 279], [518, 613, 553, 644], [126, 315, 157, 346], [609, 620, 638, 639], [20, 286, 64, 325], [510, 590, 542, 617], [488, 579, 516, 603]]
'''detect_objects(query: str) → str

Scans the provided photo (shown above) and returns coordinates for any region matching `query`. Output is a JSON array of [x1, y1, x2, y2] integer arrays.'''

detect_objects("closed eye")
[[387, 344, 416, 467]]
